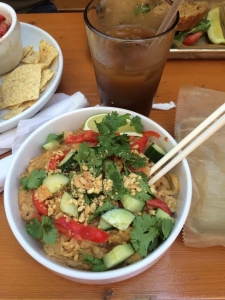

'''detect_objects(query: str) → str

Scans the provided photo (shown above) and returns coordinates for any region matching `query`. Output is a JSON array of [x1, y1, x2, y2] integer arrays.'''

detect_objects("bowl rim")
[[4, 107, 192, 282]]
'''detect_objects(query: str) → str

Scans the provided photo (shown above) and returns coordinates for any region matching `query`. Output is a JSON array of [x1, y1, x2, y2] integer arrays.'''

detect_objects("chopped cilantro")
[[26, 216, 58, 244], [104, 160, 127, 200], [96, 112, 143, 135], [75, 143, 103, 175], [20, 169, 47, 191], [123, 152, 146, 171], [130, 116, 143, 133], [82, 252, 107, 272], [96, 112, 131, 134], [130, 214, 174, 257]]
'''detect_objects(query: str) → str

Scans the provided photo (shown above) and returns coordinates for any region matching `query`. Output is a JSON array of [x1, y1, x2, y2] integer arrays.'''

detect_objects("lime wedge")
[[83, 113, 107, 131], [207, 7, 225, 44], [83, 113, 142, 136]]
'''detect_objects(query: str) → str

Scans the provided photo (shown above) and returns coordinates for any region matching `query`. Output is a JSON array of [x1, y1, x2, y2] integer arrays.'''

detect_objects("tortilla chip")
[[39, 40, 58, 69], [40, 69, 55, 92], [21, 49, 40, 64], [1, 100, 36, 120], [21, 45, 33, 60], [0, 86, 4, 102], [2, 64, 42, 106]]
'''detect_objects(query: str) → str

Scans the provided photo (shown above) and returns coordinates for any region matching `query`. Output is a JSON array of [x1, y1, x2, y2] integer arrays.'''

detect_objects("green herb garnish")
[[20, 169, 47, 191], [130, 214, 174, 257], [82, 252, 107, 272], [45, 133, 64, 143], [26, 216, 58, 244]]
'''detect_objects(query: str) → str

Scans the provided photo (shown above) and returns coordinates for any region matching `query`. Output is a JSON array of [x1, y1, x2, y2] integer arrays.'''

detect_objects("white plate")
[[0, 22, 63, 133]]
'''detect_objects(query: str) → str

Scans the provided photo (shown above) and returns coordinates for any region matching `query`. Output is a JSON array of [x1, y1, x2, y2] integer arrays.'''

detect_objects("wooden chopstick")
[[148, 103, 225, 186]]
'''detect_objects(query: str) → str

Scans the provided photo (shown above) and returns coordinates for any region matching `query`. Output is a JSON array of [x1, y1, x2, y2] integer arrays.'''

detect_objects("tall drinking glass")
[[84, 0, 179, 116]]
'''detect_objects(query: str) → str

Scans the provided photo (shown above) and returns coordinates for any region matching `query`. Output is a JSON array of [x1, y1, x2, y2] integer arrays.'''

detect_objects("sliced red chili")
[[147, 198, 172, 216], [55, 217, 109, 243], [64, 130, 99, 144], [142, 131, 161, 139], [32, 191, 48, 216]]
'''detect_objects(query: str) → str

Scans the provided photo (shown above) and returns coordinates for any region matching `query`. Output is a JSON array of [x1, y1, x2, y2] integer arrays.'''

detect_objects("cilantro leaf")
[[123, 152, 146, 171], [42, 216, 58, 244], [46, 133, 64, 143], [26, 218, 43, 239], [130, 116, 143, 134], [161, 219, 174, 240], [104, 160, 127, 200], [26, 216, 58, 244], [20, 169, 47, 191], [130, 214, 159, 257], [82, 252, 107, 272], [75, 143, 103, 175], [130, 214, 175, 257], [96, 112, 131, 134]]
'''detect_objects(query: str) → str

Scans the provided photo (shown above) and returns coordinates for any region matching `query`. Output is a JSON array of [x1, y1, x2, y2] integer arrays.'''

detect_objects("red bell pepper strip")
[[147, 198, 172, 216], [32, 191, 48, 216], [64, 130, 99, 144], [142, 131, 161, 139], [130, 136, 148, 152], [48, 150, 69, 170], [55, 217, 109, 243]]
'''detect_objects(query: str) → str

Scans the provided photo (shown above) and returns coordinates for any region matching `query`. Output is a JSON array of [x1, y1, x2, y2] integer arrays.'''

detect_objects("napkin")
[[0, 91, 89, 193], [152, 101, 176, 110]]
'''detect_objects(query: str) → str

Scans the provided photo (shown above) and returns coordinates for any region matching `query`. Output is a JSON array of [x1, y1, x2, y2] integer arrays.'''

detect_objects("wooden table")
[[1, 12, 225, 299]]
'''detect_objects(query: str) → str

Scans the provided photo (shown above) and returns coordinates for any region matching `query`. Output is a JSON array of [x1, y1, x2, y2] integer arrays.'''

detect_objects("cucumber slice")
[[60, 191, 78, 217], [156, 208, 175, 222], [42, 140, 59, 150], [121, 194, 145, 212], [58, 150, 75, 167], [144, 142, 166, 163], [103, 244, 135, 269], [101, 208, 135, 231], [43, 174, 69, 193], [58, 150, 77, 172], [98, 218, 113, 231]]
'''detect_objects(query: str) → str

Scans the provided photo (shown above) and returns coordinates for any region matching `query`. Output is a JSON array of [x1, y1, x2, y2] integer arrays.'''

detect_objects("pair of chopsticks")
[[148, 103, 225, 186]]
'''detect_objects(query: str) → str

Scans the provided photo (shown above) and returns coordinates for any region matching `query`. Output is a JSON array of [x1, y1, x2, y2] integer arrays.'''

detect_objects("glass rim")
[[84, 0, 180, 42]]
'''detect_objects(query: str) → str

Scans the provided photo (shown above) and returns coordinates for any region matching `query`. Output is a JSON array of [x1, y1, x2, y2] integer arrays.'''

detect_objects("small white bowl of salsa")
[[0, 3, 23, 75]]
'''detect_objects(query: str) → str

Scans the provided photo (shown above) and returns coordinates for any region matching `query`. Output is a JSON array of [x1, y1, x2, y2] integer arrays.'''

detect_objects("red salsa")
[[0, 14, 11, 38]]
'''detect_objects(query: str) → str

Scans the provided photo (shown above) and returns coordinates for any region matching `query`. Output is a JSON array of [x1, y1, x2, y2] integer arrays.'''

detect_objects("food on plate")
[[177, 0, 209, 32], [207, 6, 225, 44], [0, 13, 10, 38], [18, 112, 180, 271], [0, 40, 58, 120], [173, 0, 211, 46]]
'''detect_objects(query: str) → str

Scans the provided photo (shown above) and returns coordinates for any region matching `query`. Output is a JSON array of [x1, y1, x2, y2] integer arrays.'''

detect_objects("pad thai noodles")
[[19, 112, 179, 271]]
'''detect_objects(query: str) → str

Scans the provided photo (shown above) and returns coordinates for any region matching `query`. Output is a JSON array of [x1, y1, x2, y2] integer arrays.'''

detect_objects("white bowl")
[[4, 107, 192, 284], [0, 22, 63, 133], [0, 3, 23, 75]]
